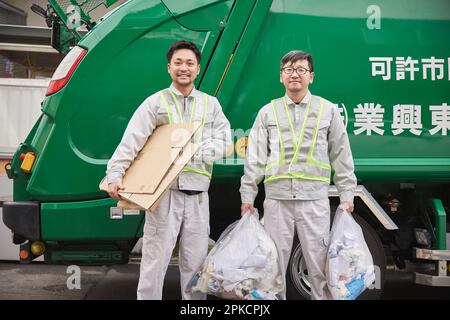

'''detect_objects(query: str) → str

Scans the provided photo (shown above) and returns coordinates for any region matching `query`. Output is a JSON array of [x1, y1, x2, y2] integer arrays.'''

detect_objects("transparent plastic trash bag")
[[187, 210, 283, 300], [326, 205, 376, 300]]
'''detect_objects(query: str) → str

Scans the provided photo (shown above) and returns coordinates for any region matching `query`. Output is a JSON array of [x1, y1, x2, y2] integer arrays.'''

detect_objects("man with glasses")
[[240, 51, 356, 300], [106, 40, 232, 300]]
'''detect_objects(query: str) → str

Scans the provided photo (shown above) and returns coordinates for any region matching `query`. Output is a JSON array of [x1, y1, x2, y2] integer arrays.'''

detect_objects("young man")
[[240, 51, 357, 300], [106, 40, 232, 300]]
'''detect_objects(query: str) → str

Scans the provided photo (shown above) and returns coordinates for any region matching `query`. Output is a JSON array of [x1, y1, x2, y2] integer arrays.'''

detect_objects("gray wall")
[[0, 1, 27, 25]]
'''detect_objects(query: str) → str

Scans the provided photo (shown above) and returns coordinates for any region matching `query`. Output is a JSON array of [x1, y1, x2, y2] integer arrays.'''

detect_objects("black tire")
[[287, 213, 386, 300]]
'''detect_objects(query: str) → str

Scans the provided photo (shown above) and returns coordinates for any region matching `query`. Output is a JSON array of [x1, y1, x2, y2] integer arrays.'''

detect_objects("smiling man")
[[106, 40, 231, 300], [239, 50, 357, 300]]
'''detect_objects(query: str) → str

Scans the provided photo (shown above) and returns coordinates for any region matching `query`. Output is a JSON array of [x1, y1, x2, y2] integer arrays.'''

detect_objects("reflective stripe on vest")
[[159, 89, 212, 179], [264, 96, 331, 184]]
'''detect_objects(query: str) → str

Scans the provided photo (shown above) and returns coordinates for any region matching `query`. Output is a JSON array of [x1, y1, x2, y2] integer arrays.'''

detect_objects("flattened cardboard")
[[118, 190, 167, 212], [121, 122, 200, 194], [99, 122, 200, 193], [97, 184, 146, 210], [117, 199, 146, 211], [99, 130, 200, 211], [118, 142, 199, 210]]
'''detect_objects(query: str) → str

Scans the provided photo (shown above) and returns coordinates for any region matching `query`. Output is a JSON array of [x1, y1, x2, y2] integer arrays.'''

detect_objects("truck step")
[[413, 247, 450, 286], [414, 247, 450, 261], [415, 272, 450, 287]]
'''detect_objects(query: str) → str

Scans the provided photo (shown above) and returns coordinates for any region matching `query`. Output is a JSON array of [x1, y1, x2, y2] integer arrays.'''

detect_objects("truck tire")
[[286, 213, 386, 300]]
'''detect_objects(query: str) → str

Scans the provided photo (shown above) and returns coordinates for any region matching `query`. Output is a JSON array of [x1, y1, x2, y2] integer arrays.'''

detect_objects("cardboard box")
[[100, 122, 200, 211]]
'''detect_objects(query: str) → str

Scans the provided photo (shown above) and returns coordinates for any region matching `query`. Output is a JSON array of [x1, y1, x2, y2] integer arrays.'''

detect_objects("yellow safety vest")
[[264, 96, 331, 184], [159, 89, 212, 179]]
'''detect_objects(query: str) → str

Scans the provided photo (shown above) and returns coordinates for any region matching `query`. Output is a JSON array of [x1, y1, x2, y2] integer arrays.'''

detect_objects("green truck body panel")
[[5, 0, 450, 255], [41, 198, 143, 240]]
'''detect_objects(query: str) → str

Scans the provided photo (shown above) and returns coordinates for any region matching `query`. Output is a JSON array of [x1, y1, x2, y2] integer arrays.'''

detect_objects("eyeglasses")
[[281, 67, 311, 75]]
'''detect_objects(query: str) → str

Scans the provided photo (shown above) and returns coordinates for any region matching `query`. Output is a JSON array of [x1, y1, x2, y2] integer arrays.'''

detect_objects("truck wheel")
[[287, 214, 386, 300]]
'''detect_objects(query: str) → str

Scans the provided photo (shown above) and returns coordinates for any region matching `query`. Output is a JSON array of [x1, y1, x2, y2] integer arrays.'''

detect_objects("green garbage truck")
[[2, 0, 450, 299]]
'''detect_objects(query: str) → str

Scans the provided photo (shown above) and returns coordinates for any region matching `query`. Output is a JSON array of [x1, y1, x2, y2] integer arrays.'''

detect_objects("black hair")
[[280, 50, 314, 72], [167, 40, 201, 63]]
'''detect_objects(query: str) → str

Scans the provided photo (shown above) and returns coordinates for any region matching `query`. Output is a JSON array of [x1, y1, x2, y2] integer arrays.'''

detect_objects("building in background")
[[0, 0, 127, 260], [1, 0, 127, 158]]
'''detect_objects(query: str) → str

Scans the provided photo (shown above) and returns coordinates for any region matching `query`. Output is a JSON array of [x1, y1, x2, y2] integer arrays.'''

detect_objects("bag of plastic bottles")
[[187, 210, 283, 300], [326, 205, 376, 300]]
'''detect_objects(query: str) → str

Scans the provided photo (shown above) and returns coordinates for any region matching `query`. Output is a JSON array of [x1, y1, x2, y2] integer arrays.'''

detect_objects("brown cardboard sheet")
[[120, 122, 200, 194], [99, 122, 200, 211], [117, 142, 199, 210]]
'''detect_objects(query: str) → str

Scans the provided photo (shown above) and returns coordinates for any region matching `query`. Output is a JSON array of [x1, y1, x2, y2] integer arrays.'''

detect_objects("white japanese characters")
[[354, 103, 385, 136], [370, 56, 449, 81], [429, 103, 450, 136], [347, 57, 450, 136], [392, 104, 422, 136], [337, 103, 449, 136]]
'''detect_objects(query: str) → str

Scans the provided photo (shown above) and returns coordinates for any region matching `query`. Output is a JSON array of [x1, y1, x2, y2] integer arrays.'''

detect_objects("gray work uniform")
[[107, 84, 232, 300], [240, 91, 356, 300]]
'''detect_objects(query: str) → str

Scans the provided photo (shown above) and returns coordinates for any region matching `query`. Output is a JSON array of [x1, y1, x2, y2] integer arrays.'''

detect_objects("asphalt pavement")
[[1, 259, 450, 300]]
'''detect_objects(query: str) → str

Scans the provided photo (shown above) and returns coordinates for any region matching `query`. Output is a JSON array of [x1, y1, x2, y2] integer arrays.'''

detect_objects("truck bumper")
[[413, 247, 450, 286], [2, 201, 40, 243]]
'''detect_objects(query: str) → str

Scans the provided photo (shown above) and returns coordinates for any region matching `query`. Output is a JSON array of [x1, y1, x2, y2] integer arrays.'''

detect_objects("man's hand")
[[108, 182, 125, 200], [241, 203, 255, 216], [341, 201, 354, 213]]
